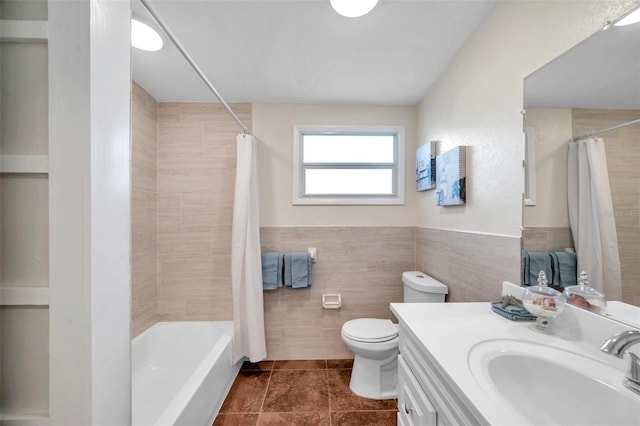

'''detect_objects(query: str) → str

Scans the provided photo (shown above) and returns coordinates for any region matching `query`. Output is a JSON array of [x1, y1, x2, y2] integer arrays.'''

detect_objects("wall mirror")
[[522, 6, 640, 324]]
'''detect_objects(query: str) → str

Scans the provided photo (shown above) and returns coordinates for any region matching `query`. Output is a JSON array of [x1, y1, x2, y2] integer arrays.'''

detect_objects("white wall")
[[523, 107, 573, 227], [252, 103, 417, 227], [49, 0, 131, 424], [417, 0, 636, 237]]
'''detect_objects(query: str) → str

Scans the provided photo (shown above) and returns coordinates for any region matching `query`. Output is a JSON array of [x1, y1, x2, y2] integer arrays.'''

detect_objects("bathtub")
[[132, 321, 240, 426]]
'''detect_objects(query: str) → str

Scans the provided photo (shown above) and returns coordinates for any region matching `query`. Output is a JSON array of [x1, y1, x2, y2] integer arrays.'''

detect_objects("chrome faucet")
[[600, 330, 640, 395]]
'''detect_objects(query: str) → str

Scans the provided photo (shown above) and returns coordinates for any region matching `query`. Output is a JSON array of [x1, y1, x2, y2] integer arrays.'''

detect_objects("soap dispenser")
[[563, 271, 606, 315], [522, 271, 566, 333]]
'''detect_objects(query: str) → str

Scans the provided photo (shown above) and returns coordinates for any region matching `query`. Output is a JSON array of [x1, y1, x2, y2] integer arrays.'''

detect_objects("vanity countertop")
[[391, 301, 636, 426]]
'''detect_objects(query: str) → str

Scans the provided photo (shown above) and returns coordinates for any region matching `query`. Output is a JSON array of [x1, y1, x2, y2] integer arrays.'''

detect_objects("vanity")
[[391, 286, 640, 426]]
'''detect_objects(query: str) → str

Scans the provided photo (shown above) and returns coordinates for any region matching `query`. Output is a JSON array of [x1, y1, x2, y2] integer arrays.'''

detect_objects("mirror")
[[522, 8, 640, 318]]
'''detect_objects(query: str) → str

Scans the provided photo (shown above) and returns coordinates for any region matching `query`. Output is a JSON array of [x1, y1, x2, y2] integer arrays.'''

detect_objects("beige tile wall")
[[131, 94, 526, 355], [573, 109, 640, 306], [260, 227, 414, 360], [522, 227, 573, 253], [156, 102, 251, 321], [131, 82, 159, 337], [415, 228, 521, 302]]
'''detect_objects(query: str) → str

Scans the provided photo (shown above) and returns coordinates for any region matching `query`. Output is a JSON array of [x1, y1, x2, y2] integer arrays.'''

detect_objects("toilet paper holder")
[[322, 294, 341, 310]]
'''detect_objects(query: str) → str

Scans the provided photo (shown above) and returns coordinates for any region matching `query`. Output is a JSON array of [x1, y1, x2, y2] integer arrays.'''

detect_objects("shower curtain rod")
[[139, 0, 252, 135], [573, 117, 640, 142]]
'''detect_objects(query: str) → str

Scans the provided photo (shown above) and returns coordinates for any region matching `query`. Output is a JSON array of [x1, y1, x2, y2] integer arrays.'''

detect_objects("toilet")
[[340, 271, 448, 399]]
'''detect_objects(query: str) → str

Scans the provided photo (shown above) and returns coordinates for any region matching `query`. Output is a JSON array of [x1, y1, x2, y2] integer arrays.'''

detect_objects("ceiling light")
[[614, 8, 640, 26], [330, 0, 379, 18], [131, 18, 163, 51]]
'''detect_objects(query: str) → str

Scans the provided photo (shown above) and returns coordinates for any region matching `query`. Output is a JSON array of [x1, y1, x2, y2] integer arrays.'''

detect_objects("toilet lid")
[[342, 318, 398, 343]]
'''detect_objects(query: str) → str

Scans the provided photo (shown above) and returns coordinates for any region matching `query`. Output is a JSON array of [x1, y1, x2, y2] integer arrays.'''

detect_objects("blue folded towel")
[[491, 302, 537, 321], [550, 251, 577, 287], [261, 252, 283, 290], [284, 252, 312, 289], [522, 252, 552, 286]]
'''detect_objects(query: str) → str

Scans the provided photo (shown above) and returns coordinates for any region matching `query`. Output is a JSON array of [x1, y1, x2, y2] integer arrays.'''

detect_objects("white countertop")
[[606, 301, 640, 329], [391, 302, 635, 426]]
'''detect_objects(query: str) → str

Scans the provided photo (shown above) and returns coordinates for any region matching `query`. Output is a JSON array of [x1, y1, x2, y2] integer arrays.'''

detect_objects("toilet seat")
[[342, 318, 398, 343]]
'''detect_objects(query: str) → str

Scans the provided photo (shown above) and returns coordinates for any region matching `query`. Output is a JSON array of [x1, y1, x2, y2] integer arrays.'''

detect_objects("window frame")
[[292, 125, 405, 205]]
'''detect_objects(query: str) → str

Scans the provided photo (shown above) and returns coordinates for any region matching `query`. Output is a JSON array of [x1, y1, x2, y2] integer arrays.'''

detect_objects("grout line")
[[324, 360, 333, 425], [256, 364, 274, 417], [325, 363, 332, 426]]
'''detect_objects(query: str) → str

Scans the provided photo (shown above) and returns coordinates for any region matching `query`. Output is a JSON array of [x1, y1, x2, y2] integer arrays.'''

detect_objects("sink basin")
[[468, 339, 640, 426]]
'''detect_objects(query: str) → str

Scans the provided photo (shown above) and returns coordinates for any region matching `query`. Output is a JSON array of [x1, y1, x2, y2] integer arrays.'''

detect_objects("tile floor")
[[213, 359, 398, 425]]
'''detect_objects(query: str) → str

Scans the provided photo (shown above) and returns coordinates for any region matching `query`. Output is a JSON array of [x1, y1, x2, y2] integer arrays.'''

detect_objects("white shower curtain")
[[567, 137, 621, 300], [231, 134, 266, 364]]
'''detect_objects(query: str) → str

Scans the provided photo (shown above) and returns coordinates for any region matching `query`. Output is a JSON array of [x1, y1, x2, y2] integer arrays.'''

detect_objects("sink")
[[468, 339, 640, 426]]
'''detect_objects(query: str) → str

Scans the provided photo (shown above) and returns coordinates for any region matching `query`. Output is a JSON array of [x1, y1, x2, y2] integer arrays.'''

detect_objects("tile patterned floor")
[[213, 359, 398, 425]]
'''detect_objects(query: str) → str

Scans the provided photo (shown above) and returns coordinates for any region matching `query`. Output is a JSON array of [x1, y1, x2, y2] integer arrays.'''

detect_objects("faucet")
[[600, 330, 640, 395]]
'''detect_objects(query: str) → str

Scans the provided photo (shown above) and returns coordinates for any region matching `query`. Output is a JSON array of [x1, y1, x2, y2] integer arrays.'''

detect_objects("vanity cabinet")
[[397, 322, 488, 426], [398, 354, 437, 425]]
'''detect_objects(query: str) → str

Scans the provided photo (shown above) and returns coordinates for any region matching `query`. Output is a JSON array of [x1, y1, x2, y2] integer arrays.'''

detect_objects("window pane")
[[302, 134, 395, 163], [305, 169, 393, 195]]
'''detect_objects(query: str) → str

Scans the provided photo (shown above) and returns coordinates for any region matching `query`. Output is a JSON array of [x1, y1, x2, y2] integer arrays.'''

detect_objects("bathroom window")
[[293, 125, 405, 205]]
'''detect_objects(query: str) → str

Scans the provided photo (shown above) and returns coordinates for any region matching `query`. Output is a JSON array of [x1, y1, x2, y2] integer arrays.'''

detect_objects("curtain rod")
[[139, 0, 251, 135], [573, 117, 640, 142]]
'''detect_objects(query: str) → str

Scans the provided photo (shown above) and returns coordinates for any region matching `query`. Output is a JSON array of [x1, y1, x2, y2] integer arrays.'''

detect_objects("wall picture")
[[416, 141, 436, 191], [436, 146, 467, 206]]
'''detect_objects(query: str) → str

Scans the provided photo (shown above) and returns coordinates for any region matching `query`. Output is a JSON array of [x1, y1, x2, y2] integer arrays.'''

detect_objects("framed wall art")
[[415, 141, 436, 191], [436, 146, 467, 206]]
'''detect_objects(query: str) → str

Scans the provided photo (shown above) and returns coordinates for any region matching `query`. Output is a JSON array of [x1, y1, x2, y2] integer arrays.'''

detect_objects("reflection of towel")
[[284, 252, 312, 289], [550, 251, 577, 287], [522, 252, 552, 286], [261, 252, 283, 290], [491, 301, 536, 321]]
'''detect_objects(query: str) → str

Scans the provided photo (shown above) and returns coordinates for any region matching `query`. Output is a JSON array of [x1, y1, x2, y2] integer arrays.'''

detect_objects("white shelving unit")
[[1, 5, 51, 422], [0, 13, 50, 298]]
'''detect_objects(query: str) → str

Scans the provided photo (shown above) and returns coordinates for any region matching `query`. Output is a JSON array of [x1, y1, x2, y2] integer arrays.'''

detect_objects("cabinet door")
[[398, 354, 437, 426]]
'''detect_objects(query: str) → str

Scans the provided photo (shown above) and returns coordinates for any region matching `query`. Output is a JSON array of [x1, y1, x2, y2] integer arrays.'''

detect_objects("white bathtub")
[[132, 321, 240, 426]]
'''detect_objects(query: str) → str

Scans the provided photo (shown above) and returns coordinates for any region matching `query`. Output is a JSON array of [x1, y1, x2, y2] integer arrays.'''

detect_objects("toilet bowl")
[[341, 318, 399, 400], [340, 271, 448, 399]]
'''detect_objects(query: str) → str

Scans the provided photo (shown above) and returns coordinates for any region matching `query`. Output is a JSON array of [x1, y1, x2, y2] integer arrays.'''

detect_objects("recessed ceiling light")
[[330, 0, 379, 18], [614, 8, 640, 26], [131, 18, 163, 51]]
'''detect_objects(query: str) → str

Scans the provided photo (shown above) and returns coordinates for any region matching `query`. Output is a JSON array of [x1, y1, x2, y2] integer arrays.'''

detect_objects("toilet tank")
[[402, 271, 448, 303]]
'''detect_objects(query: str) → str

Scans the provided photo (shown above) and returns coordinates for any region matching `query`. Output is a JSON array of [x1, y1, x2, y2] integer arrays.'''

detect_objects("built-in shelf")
[[0, 413, 50, 425], [0, 155, 48, 173], [0, 287, 49, 306], [0, 7, 51, 424], [0, 20, 48, 42]]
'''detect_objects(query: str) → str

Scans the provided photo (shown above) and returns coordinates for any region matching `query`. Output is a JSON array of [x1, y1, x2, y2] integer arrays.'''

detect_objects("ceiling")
[[524, 20, 640, 109], [131, 0, 496, 105]]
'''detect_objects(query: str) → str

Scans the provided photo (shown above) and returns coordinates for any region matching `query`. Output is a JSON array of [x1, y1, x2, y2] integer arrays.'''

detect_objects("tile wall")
[[415, 228, 521, 302], [131, 84, 524, 354], [573, 109, 640, 306], [131, 82, 159, 337], [260, 227, 414, 359], [156, 102, 252, 322], [522, 227, 573, 253]]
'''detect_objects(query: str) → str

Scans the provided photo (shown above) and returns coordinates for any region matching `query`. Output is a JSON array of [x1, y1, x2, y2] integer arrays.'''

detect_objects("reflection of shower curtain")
[[568, 138, 621, 300], [231, 134, 266, 363]]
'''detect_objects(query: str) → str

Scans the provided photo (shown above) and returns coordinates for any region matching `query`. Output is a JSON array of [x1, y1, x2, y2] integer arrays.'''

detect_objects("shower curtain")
[[568, 137, 621, 300], [231, 133, 266, 363]]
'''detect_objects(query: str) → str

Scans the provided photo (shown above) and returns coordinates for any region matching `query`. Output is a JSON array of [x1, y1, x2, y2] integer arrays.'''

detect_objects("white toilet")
[[340, 271, 448, 399]]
